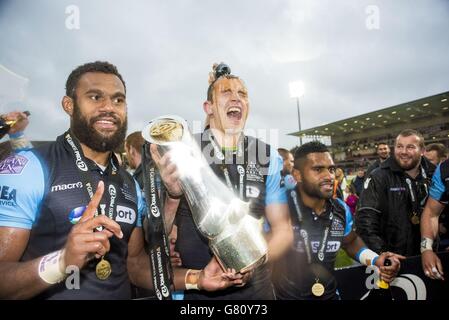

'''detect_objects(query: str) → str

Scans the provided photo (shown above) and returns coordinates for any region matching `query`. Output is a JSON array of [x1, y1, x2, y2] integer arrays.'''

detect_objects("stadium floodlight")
[[289, 81, 305, 145]]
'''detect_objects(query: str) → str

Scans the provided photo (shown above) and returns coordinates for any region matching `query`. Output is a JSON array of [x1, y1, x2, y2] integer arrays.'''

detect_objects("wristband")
[[38, 249, 66, 284], [8, 131, 24, 139], [185, 269, 201, 290], [356, 247, 379, 266], [420, 237, 434, 253]]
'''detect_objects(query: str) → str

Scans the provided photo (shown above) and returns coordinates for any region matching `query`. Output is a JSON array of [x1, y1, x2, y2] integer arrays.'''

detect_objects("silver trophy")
[[142, 115, 267, 272]]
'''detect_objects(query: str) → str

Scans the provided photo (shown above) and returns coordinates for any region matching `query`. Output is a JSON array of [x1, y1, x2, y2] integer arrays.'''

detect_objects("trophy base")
[[209, 215, 268, 273]]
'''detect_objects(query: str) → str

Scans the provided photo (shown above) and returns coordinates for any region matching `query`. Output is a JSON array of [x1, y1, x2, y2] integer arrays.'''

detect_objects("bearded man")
[[356, 129, 435, 256]]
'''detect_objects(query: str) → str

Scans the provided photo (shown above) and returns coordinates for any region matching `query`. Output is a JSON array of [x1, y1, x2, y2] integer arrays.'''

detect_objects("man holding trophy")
[[0, 61, 246, 299], [149, 63, 293, 299]]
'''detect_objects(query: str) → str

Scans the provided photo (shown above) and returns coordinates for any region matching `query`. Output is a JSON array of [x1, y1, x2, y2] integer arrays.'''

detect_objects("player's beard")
[[71, 102, 127, 152], [300, 177, 334, 200]]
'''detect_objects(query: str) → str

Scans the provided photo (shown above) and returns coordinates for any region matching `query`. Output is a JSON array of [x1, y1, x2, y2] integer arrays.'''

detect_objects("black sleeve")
[[355, 172, 386, 253], [365, 160, 378, 178]]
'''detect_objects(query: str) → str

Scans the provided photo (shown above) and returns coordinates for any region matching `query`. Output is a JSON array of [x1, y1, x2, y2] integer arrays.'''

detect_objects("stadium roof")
[[290, 91, 449, 144]]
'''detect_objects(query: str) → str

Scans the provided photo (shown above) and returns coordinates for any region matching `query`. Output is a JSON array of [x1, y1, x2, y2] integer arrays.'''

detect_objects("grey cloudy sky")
[[1, 0, 448, 149]]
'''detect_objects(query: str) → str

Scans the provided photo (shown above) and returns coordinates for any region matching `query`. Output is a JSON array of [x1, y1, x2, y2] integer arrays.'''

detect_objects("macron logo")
[[51, 182, 83, 192]]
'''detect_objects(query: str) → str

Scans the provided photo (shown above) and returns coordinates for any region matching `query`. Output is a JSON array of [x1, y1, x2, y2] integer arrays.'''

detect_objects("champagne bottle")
[[0, 111, 30, 137], [367, 258, 393, 300]]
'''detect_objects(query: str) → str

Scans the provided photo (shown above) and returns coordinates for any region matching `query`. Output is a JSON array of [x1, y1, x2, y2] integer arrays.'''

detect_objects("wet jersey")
[[273, 190, 353, 300], [0, 133, 145, 299]]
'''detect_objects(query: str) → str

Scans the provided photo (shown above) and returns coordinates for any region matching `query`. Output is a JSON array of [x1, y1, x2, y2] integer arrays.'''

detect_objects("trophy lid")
[[142, 115, 188, 145]]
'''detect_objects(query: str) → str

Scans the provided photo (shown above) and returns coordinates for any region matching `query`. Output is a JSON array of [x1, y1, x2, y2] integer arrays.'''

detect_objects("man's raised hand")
[[63, 181, 123, 269]]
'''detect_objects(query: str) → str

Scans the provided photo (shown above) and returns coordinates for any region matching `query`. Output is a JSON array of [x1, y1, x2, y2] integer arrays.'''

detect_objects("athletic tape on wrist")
[[185, 269, 200, 290], [38, 249, 66, 284], [356, 247, 379, 266], [420, 237, 434, 253]]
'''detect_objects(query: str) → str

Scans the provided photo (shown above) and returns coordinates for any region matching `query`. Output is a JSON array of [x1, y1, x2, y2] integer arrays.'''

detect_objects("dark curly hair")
[[65, 61, 126, 99], [294, 141, 329, 170]]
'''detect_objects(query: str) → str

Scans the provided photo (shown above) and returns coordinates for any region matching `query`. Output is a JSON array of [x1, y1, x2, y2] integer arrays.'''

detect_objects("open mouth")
[[226, 107, 242, 121], [320, 181, 333, 190], [93, 117, 117, 130]]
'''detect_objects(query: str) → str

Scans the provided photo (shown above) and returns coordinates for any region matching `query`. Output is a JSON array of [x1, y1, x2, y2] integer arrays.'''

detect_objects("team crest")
[[246, 162, 264, 182], [0, 154, 28, 174]]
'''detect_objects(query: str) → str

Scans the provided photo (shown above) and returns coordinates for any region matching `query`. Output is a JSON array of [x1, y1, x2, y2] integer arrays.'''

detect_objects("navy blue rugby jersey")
[[0, 133, 146, 299]]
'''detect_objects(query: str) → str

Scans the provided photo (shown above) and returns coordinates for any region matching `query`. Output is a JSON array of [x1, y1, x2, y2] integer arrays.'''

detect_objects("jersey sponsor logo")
[[51, 182, 83, 192], [115, 205, 136, 224], [69, 206, 86, 224], [293, 237, 341, 254], [311, 241, 341, 253], [0, 185, 17, 206], [389, 187, 406, 192], [246, 162, 264, 183], [0, 154, 28, 175]]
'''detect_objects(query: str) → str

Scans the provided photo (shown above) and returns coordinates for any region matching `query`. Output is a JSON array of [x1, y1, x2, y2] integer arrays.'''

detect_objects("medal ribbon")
[[64, 131, 118, 224], [405, 165, 428, 222], [290, 191, 333, 263], [141, 143, 173, 300]]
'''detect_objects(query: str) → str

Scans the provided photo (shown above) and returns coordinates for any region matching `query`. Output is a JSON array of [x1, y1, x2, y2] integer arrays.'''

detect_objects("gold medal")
[[411, 214, 420, 225], [311, 281, 325, 297], [96, 257, 112, 280]]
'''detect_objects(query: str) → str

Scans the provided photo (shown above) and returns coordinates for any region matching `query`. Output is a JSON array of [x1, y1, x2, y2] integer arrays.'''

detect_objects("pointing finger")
[[80, 181, 104, 223]]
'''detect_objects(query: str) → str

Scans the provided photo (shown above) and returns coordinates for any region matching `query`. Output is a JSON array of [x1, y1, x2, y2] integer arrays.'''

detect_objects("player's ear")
[[62, 96, 74, 116], [203, 100, 214, 116], [293, 168, 302, 183]]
